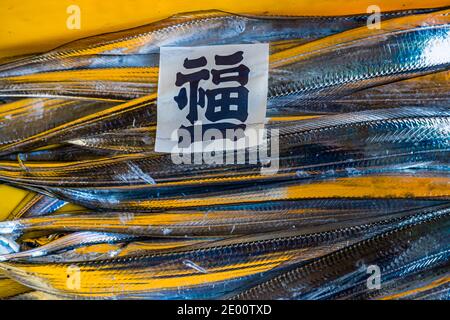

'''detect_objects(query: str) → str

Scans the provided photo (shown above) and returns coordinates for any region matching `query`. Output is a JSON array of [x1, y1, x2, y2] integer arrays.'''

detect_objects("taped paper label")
[[155, 43, 269, 153]]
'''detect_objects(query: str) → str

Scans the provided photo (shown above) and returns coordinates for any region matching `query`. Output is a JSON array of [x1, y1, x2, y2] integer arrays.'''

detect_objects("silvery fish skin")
[[5, 192, 67, 220], [201, 198, 447, 214], [348, 257, 449, 300], [0, 107, 447, 210], [0, 94, 156, 156], [269, 70, 450, 115], [2, 128, 449, 212], [0, 8, 441, 78], [321, 71, 450, 110], [230, 206, 450, 300], [0, 90, 273, 157], [0, 232, 140, 262], [0, 9, 448, 303], [65, 94, 449, 155], [0, 98, 117, 149], [1, 70, 448, 156], [0, 11, 448, 155], [0, 68, 156, 101], [56, 70, 446, 152], [0, 107, 448, 187], [67, 126, 156, 154], [1, 54, 161, 78], [0, 236, 19, 255], [0, 96, 156, 156], [1, 69, 448, 115], [407, 281, 450, 300], [23, 237, 220, 263], [0, 209, 330, 238], [267, 8, 450, 110], [0, 204, 442, 299], [1, 9, 449, 104], [0, 199, 442, 238], [0, 39, 307, 78], [0, 145, 117, 162]]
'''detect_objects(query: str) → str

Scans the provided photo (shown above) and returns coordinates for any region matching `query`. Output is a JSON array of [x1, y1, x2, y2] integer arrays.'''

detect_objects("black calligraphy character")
[[174, 56, 209, 124], [205, 51, 250, 123]]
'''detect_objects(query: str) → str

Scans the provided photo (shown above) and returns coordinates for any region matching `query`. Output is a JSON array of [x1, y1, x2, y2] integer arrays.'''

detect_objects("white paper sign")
[[155, 43, 269, 153]]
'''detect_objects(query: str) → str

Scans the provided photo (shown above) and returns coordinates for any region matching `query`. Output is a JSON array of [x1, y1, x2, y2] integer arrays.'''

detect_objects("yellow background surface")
[[0, 0, 448, 216], [1, 0, 448, 59]]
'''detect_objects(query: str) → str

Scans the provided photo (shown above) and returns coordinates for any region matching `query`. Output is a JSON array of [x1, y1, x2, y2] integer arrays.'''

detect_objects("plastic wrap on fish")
[[0, 5, 448, 301]]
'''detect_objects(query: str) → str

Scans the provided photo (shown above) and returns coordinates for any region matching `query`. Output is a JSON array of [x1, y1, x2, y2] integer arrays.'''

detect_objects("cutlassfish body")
[[0, 9, 440, 78], [0, 107, 447, 210], [231, 206, 450, 299], [1, 203, 445, 299]]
